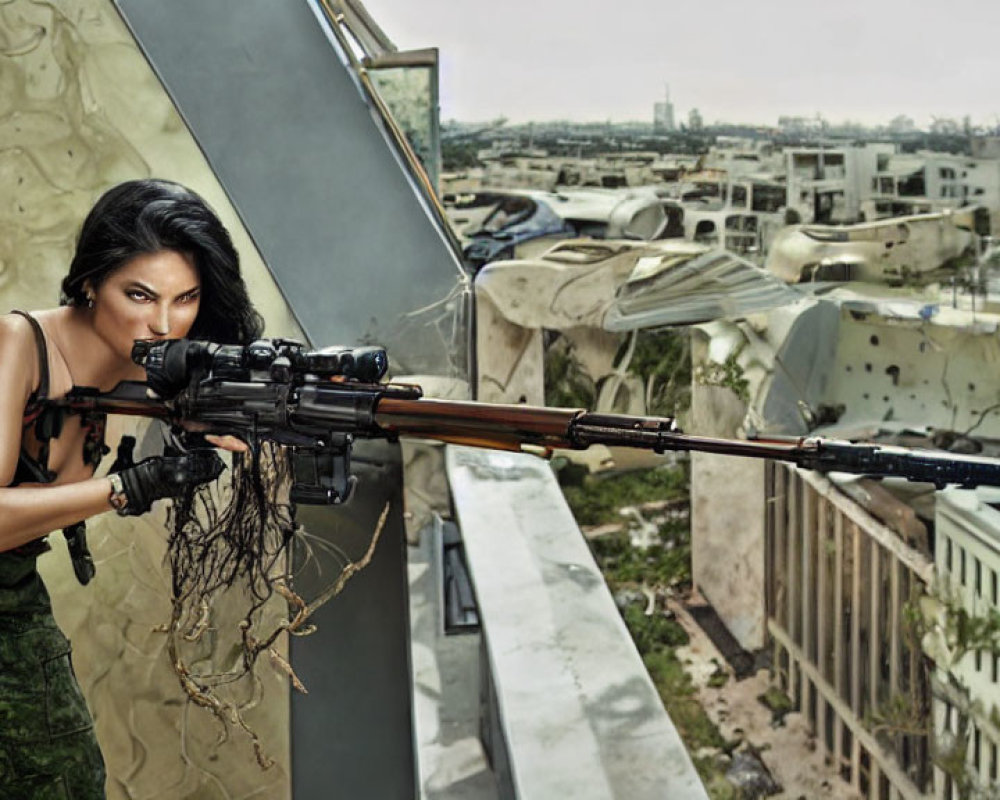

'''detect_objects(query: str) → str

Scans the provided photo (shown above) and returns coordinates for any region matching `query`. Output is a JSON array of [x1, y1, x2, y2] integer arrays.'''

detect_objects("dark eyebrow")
[[125, 281, 201, 299], [126, 281, 159, 299]]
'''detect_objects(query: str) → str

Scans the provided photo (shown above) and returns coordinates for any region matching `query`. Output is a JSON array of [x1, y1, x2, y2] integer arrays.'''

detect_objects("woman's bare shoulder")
[[0, 313, 41, 393], [0, 312, 39, 345], [0, 311, 40, 345]]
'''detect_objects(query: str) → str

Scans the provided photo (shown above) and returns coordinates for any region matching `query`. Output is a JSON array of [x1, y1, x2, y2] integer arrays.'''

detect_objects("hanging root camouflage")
[[162, 440, 387, 769]]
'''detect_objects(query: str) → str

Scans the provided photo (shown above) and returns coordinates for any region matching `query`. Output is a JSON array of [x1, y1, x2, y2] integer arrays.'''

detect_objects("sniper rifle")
[[59, 338, 1000, 503]]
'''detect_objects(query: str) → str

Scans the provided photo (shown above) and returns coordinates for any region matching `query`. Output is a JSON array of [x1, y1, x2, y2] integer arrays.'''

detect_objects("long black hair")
[[64, 182, 369, 767], [64, 181, 287, 761], [62, 179, 264, 344]]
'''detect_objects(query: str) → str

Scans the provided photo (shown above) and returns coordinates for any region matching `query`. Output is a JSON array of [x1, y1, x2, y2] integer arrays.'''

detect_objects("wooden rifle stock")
[[374, 397, 581, 451], [374, 397, 809, 458]]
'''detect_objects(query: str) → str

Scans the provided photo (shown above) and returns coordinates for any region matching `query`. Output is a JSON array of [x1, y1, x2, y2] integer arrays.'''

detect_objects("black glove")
[[115, 450, 225, 516]]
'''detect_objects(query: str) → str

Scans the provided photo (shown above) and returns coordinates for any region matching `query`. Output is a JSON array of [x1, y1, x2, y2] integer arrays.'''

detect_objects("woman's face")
[[89, 250, 201, 364]]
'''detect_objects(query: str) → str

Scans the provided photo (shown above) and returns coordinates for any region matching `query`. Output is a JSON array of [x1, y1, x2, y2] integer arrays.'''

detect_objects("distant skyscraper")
[[654, 84, 675, 132]]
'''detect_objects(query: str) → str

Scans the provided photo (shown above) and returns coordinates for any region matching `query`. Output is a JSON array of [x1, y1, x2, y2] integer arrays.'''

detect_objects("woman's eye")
[[178, 292, 200, 304], [127, 290, 151, 302]]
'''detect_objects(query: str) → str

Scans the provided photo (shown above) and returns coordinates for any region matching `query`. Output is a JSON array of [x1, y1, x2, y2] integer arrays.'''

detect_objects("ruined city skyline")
[[362, 0, 1000, 129]]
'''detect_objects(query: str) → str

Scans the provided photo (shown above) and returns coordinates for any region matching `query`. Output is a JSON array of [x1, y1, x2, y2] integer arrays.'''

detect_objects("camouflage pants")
[[0, 551, 106, 799]]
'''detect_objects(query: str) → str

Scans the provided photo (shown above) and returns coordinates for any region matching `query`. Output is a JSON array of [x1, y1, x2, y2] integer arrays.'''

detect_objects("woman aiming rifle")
[[0, 179, 261, 798]]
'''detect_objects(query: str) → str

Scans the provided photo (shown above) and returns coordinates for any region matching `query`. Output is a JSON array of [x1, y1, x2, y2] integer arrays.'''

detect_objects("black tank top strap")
[[6, 311, 102, 576], [11, 310, 50, 417], [10, 310, 61, 482], [9, 309, 108, 477], [8, 311, 55, 556]]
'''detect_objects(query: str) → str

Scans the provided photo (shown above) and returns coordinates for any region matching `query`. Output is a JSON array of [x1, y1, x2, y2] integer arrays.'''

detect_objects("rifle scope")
[[132, 338, 388, 399]]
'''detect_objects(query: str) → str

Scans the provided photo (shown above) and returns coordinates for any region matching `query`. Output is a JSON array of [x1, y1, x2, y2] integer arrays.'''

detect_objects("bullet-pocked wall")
[[0, 2, 300, 797]]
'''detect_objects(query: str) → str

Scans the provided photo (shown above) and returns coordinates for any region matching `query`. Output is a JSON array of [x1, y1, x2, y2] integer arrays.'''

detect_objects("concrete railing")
[[446, 445, 708, 799]]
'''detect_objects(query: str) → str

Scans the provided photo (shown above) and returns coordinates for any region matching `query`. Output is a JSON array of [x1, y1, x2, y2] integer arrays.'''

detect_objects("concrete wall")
[[691, 294, 1000, 653], [689, 330, 767, 649]]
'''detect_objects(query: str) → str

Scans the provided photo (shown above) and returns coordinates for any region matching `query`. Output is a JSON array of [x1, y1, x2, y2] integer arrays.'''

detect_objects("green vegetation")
[[558, 465, 687, 528], [868, 583, 1000, 799], [757, 685, 794, 724], [707, 662, 730, 689], [620, 601, 689, 651], [616, 328, 693, 418], [543, 340, 596, 409], [645, 646, 727, 746], [694, 352, 750, 403], [637, 621, 738, 796], [542, 329, 692, 419], [558, 463, 735, 795], [441, 140, 482, 171], [589, 527, 691, 588], [923, 591, 1000, 800]]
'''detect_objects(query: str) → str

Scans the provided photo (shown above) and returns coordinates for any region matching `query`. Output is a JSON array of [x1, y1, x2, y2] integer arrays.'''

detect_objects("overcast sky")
[[360, 0, 1000, 128]]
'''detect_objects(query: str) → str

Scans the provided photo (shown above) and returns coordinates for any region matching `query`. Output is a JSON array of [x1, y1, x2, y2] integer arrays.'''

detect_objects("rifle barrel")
[[374, 398, 1000, 487], [572, 414, 805, 459]]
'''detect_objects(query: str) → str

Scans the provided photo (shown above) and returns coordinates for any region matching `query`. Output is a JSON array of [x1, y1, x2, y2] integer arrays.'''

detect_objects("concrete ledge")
[[446, 445, 708, 799]]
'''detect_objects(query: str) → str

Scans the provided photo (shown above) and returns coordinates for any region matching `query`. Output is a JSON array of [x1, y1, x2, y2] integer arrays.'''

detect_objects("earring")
[[86, 293, 95, 309]]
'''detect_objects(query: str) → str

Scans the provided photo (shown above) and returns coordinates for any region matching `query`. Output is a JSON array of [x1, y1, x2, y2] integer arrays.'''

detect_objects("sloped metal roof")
[[606, 250, 803, 329]]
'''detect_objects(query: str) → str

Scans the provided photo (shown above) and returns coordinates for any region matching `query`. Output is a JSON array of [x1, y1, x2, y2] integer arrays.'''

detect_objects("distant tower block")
[[654, 84, 675, 132]]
